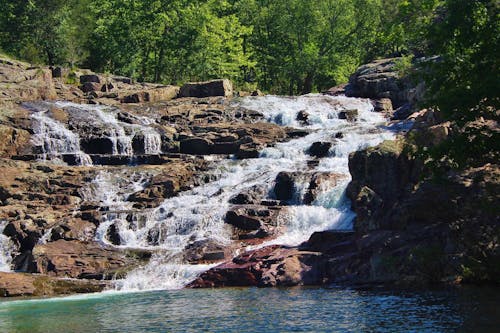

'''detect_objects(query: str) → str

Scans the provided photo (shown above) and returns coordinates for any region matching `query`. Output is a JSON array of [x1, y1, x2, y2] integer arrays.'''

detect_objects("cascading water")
[[54, 101, 163, 157], [27, 103, 93, 165], [108, 94, 395, 291], [0, 220, 15, 272], [26, 101, 163, 165]]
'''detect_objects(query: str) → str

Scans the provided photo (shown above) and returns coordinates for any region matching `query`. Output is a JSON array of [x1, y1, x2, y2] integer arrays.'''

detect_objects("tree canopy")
[[0, 0, 497, 100]]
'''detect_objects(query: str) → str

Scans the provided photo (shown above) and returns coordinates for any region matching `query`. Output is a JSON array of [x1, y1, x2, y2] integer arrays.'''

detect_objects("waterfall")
[[109, 94, 394, 291], [24, 95, 394, 291], [0, 220, 15, 272], [28, 103, 93, 165], [25, 101, 164, 165]]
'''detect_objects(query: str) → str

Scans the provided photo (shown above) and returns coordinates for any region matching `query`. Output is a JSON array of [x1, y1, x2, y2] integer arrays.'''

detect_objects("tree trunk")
[[301, 73, 314, 95]]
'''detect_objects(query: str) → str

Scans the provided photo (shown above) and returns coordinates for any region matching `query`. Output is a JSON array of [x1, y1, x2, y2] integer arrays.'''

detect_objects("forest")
[[0, 0, 498, 128]]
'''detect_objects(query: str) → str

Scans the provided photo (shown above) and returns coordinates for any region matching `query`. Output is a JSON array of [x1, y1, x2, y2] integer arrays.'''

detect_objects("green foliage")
[[423, 0, 499, 122]]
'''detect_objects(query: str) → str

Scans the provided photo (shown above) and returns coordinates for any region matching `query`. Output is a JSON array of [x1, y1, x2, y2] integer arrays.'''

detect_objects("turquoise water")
[[0, 287, 499, 332]]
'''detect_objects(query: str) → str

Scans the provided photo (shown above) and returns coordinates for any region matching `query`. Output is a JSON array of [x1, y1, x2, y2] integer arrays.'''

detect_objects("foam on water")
[[0, 220, 15, 272], [27, 103, 93, 165]]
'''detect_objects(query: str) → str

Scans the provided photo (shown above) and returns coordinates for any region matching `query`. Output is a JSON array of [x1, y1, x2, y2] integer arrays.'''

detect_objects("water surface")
[[1, 287, 498, 332]]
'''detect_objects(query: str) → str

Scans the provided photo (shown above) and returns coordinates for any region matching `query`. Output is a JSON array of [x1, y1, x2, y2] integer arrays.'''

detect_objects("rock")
[[225, 210, 263, 231], [345, 58, 411, 108], [80, 137, 114, 154], [392, 103, 413, 120], [106, 224, 121, 245], [307, 142, 332, 158], [303, 172, 344, 204], [373, 98, 393, 115], [229, 185, 266, 205], [189, 245, 324, 288], [79, 74, 101, 84], [121, 86, 179, 103], [80, 82, 101, 93], [273, 172, 296, 201], [324, 84, 347, 96], [346, 139, 421, 233], [51, 67, 63, 78], [32, 240, 145, 279], [112, 76, 132, 84], [296, 110, 310, 125], [0, 272, 107, 297], [179, 79, 233, 98], [184, 239, 226, 263], [338, 109, 358, 122], [180, 137, 212, 155], [101, 83, 114, 92]]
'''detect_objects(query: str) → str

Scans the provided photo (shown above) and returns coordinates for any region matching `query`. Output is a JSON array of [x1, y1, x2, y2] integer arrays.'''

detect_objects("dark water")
[[0, 287, 499, 332]]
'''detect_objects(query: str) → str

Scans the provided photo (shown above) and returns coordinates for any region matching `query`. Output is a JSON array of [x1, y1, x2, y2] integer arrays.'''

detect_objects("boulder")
[[32, 240, 145, 279], [225, 210, 263, 231], [307, 142, 332, 158], [179, 79, 233, 98], [373, 98, 393, 115], [338, 109, 358, 122], [303, 172, 344, 204], [0, 272, 107, 297], [273, 172, 296, 201], [179, 137, 212, 155], [296, 110, 310, 125], [121, 86, 179, 103], [79, 74, 101, 84]]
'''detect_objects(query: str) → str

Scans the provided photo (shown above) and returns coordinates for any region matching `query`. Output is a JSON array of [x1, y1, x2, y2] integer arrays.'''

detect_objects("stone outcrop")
[[179, 79, 233, 98], [335, 57, 425, 119], [32, 240, 149, 279], [0, 272, 107, 297]]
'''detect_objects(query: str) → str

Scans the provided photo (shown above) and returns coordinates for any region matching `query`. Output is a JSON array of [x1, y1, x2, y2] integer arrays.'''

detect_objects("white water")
[[55, 101, 163, 157], [103, 94, 394, 291], [23, 95, 394, 291], [0, 220, 15, 272], [27, 101, 163, 165], [29, 104, 93, 165]]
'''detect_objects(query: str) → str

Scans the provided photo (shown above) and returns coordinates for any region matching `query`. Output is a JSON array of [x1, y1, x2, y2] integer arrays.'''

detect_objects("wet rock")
[[179, 79, 233, 98], [303, 172, 344, 204], [180, 137, 212, 155], [296, 110, 310, 125], [32, 240, 145, 279], [225, 209, 262, 231], [0, 272, 107, 297], [338, 109, 358, 122], [372, 98, 393, 115], [307, 142, 332, 158], [80, 137, 114, 154], [106, 224, 121, 245], [229, 185, 266, 205], [184, 239, 226, 263], [273, 172, 296, 201], [80, 82, 101, 93]]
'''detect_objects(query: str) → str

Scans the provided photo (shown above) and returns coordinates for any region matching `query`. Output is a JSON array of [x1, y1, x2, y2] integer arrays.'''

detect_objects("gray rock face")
[[179, 79, 233, 98], [346, 58, 424, 110]]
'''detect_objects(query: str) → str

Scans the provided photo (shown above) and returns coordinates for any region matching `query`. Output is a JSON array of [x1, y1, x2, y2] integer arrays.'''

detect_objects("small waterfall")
[[0, 220, 15, 272], [26, 102, 163, 165], [111, 94, 394, 291], [28, 103, 93, 165]]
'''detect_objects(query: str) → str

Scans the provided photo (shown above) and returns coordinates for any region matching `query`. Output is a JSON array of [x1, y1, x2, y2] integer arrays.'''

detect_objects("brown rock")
[[0, 272, 107, 297]]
